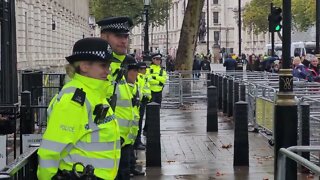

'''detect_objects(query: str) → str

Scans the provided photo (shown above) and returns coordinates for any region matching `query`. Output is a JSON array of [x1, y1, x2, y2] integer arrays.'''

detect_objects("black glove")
[[152, 76, 156, 80], [142, 96, 148, 103], [159, 82, 164, 86], [120, 137, 124, 145]]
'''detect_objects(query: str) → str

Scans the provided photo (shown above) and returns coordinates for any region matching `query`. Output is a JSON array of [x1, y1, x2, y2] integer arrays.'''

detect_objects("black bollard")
[[227, 79, 234, 117], [240, 83, 246, 102], [233, 101, 249, 166], [207, 80, 211, 87], [223, 77, 228, 114], [210, 73, 215, 86], [20, 91, 33, 134], [233, 81, 240, 117], [146, 102, 161, 167], [207, 86, 218, 132], [218, 75, 223, 110], [20, 91, 33, 154], [300, 102, 310, 161]]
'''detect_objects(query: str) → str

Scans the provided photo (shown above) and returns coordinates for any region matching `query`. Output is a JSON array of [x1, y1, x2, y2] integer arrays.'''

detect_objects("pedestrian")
[[223, 54, 237, 71], [292, 56, 308, 79], [97, 16, 145, 179], [147, 53, 168, 104], [192, 56, 200, 78], [201, 56, 211, 72], [37, 38, 121, 180], [308, 56, 320, 82]]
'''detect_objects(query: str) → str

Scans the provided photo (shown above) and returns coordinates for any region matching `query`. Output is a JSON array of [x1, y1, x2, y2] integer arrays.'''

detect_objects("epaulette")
[[71, 88, 86, 106]]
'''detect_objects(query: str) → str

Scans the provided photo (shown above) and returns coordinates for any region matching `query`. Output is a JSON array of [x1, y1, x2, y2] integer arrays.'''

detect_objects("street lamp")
[[143, 0, 151, 61]]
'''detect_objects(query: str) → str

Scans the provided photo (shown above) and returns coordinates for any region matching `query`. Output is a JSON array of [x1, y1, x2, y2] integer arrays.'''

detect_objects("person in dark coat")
[[192, 55, 201, 78], [223, 54, 237, 71], [201, 56, 211, 71], [308, 56, 320, 82], [292, 56, 308, 79]]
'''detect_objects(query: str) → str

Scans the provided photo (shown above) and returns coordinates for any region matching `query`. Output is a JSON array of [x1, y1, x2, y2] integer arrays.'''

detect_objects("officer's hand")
[[120, 137, 124, 145], [152, 76, 157, 80], [159, 82, 164, 86]]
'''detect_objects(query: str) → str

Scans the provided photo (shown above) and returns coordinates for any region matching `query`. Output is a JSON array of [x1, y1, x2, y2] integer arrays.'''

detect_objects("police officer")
[[147, 53, 168, 104], [135, 62, 151, 149], [37, 38, 121, 180], [97, 16, 144, 180]]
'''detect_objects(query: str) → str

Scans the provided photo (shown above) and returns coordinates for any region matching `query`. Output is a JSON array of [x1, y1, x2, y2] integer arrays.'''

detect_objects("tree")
[[243, 0, 315, 34], [175, 0, 205, 71], [90, 0, 172, 26]]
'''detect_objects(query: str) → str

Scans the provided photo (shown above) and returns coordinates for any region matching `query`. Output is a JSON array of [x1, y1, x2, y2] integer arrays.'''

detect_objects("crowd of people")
[[222, 52, 320, 83]]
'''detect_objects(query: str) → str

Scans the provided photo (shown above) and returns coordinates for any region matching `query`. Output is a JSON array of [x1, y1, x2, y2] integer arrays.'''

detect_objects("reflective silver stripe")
[[128, 133, 137, 140], [116, 141, 121, 149], [76, 141, 119, 151], [39, 159, 60, 168], [85, 99, 99, 142], [41, 139, 68, 152], [117, 118, 130, 127], [116, 99, 132, 107], [56, 87, 77, 101], [63, 154, 115, 169], [132, 120, 139, 126]]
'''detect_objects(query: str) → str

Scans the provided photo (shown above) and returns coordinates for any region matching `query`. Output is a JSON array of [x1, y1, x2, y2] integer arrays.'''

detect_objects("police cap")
[[151, 53, 163, 59], [65, 37, 120, 63], [97, 16, 133, 34], [124, 55, 139, 70], [137, 62, 147, 69]]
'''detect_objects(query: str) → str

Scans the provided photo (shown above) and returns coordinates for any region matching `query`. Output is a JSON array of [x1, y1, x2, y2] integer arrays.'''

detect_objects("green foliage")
[[243, 0, 315, 34], [90, 0, 172, 26]]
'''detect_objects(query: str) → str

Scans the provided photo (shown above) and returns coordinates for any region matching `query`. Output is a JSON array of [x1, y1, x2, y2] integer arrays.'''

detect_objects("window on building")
[[213, 12, 219, 24], [213, 0, 218, 4]]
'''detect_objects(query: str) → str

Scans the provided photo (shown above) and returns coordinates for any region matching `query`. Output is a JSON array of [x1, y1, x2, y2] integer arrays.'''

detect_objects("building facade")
[[130, 0, 272, 58], [16, 0, 91, 71]]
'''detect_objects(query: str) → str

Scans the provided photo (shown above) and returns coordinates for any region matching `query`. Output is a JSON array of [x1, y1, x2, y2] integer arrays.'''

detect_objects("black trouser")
[[151, 91, 162, 104], [116, 145, 132, 180], [135, 101, 147, 146]]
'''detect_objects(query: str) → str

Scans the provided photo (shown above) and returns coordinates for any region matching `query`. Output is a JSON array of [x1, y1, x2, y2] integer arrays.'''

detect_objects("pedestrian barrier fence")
[[162, 71, 210, 108], [0, 146, 38, 179], [212, 71, 320, 151], [277, 146, 320, 179]]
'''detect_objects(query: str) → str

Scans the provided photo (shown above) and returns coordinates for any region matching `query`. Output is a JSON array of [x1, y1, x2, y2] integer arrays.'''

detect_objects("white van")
[[265, 41, 316, 58]]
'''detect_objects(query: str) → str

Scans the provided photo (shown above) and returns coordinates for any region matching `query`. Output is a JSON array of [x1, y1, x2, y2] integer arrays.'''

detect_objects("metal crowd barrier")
[[162, 71, 211, 108], [278, 146, 320, 179], [212, 71, 320, 149], [0, 146, 38, 179]]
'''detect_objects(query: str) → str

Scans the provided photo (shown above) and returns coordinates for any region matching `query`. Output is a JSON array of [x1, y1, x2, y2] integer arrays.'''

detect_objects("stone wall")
[[16, 0, 91, 71]]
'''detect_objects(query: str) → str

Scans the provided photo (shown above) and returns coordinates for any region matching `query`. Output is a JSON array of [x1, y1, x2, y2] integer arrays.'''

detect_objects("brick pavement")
[[134, 102, 312, 180]]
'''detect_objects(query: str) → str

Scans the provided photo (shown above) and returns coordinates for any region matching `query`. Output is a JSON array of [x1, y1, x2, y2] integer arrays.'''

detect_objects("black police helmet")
[[137, 62, 147, 69], [66, 38, 120, 64], [124, 55, 139, 70]]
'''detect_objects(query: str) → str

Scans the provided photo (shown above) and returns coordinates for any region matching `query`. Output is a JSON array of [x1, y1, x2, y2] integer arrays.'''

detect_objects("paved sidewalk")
[[134, 102, 278, 180]]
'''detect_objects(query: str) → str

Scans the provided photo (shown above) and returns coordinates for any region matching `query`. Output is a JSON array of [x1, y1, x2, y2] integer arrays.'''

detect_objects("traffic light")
[[268, 6, 282, 32]]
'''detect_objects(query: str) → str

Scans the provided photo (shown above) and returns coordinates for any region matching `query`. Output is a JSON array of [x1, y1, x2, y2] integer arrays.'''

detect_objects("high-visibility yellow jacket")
[[137, 73, 151, 101], [128, 83, 140, 141], [37, 73, 121, 180], [106, 53, 137, 146], [147, 64, 168, 92]]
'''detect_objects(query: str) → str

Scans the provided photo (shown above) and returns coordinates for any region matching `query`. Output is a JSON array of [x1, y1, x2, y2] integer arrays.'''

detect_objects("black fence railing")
[[0, 72, 65, 169]]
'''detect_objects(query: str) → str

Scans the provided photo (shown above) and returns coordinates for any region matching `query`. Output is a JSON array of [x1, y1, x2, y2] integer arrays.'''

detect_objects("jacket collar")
[[73, 73, 106, 91], [112, 52, 126, 62]]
